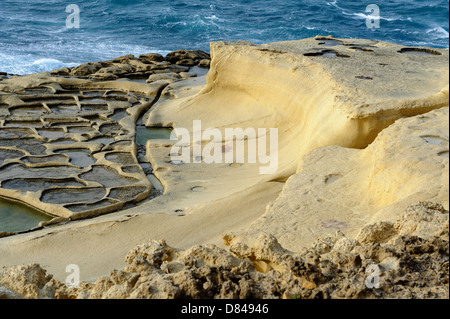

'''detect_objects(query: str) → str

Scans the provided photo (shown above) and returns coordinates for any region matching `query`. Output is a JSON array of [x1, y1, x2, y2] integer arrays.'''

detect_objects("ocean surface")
[[0, 0, 449, 75]]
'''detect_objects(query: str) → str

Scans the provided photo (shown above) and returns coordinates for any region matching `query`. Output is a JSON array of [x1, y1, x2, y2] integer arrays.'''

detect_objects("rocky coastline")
[[0, 36, 448, 299]]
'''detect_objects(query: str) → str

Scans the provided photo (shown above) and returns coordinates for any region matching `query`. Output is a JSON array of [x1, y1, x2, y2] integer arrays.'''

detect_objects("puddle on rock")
[[68, 126, 96, 134], [2, 178, 85, 192], [106, 152, 137, 165], [398, 48, 442, 56], [317, 39, 342, 46], [325, 174, 343, 184], [438, 151, 449, 158], [0, 149, 25, 165], [89, 136, 115, 145], [41, 187, 106, 205], [421, 135, 448, 146], [80, 165, 139, 188], [136, 126, 173, 145], [10, 106, 48, 116], [37, 128, 65, 140], [54, 149, 96, 167], [147, 174, 164, 193], [110, 109, 129, 122]]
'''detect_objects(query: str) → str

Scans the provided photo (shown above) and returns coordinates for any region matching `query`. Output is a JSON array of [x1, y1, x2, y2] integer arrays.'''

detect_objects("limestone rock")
[[0, 264, 51, 299], [96, 64, 134, 75], [88, 73, 120, 81], [248, 107, 449, 251], [0, 231, 16, 238], [108, 54, 135, 64], [198, 59, 211, 68], [49, 67, 70, 76], [146, 72, 181, 83], [165, 50, 210, 66], [139, 53, 165, 63], [176, 59, 196, 66], [0, 202, 447, 299], [38, 217, 70, 227], [70, 63, 98, 76], [179, 71, 197, 79]]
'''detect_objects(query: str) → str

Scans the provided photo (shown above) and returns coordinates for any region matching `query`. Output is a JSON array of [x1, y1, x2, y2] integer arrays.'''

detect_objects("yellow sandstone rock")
[[0, 37, 448, 283]]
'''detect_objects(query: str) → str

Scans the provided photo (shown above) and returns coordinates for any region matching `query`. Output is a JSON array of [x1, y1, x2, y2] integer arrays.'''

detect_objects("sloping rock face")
[[0, 201, 447, 299], [59, 49, 210, 82], [149, 36, 449, 180], [248, 107, 449, 251]]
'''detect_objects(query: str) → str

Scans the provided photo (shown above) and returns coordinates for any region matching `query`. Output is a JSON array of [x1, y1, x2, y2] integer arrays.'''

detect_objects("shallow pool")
[[0, 198, 52, 233], [136, 126, 173, 145]]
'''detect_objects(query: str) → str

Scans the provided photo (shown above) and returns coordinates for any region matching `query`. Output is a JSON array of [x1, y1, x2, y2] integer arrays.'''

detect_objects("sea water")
[[0, 0, 448, 75]]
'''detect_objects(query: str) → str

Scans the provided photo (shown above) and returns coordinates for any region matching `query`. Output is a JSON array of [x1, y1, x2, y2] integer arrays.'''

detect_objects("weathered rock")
[[146, 72, 181, 83], [88, 73, 119, 81], [165, 50, 210, 66], [70, 63, 98, 76], [0, 264, 51, 299], [198, 59, 211, 68], [38, 217, 70, 227], [49, 67, 71, 76], [179, 71, 197, 79], [1, 202, 446, 299], [96, 64, 135, 76], [108, 54, 135, 64], [248, 107, 449, 251], [0, 231, 16, 238], [176, 59, 196, 66], [139, 53, 165, 64]]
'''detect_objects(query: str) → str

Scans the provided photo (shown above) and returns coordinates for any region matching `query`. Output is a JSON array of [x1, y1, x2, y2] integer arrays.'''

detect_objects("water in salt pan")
[[0, 198, 52, 233], [135, 126, 173, 145]]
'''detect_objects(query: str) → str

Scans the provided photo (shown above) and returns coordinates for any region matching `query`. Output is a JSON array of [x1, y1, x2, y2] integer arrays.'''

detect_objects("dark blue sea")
[[0, 0, 448, 75]]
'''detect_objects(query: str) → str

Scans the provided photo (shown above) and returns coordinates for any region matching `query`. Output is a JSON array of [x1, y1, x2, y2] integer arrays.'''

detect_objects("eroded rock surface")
[[0, 51, 210, 230], [0, 202, 447, 299], [247, 107, 449, 251], [0, 38, 448, 298]]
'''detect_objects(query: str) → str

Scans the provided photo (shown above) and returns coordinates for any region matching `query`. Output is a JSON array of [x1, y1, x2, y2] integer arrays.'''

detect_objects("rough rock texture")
[[149, 36, 449, 181], [0, 202, 447, 299], [165, 50, 211, 66], [0, 37, 448, 293], [62, 50, 210, 81], [0, 76, 164, 223], [0, 51, 211, 233]]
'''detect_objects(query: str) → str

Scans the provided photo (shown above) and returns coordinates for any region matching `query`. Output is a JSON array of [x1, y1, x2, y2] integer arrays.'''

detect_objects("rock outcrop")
[[149, 36, 449, 180], [58, 49, 210, 84], [0, 37, 448, 296], [247, 107, 449, 251]]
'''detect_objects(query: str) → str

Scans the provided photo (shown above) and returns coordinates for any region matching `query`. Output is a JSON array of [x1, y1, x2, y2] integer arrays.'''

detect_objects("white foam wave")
[[426, 26, 449, 39], [0, 55, 78, 75]]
